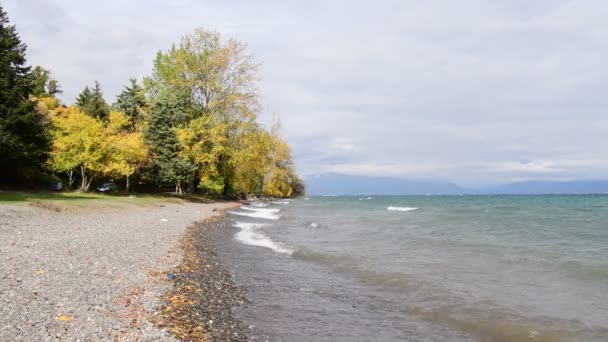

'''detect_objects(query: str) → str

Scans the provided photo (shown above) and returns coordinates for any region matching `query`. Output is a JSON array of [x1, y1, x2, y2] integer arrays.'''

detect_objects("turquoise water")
[[223, 196, 608, 341]]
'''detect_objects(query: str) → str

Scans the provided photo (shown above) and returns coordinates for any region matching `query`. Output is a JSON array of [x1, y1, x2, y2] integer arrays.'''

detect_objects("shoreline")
[[153, 213, 249, 341], [0, 200, 239, 341]]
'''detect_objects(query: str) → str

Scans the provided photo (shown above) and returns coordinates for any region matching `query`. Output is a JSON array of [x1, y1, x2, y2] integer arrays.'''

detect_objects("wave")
[[387, 206, 419, 212], [272, 199, 291, 205], [247, 202, 269, 207], [241, 206, 281, 213], [233, 221, 292, 255], [229, 210, 281, 220]]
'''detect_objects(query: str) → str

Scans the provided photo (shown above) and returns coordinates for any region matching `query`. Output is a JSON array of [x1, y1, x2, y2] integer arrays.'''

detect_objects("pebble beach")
[[0, 200, 240, 341]]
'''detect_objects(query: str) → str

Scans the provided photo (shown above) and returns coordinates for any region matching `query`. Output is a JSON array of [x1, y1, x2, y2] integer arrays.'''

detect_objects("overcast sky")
[[4, 0, 608, 186]]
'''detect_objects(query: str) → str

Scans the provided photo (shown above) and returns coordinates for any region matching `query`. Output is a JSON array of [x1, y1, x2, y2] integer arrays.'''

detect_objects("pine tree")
[[88, 81, 109, 121], [75, 86, 91, 108], [145, 92, 196, 194], [114, 78, 146, 131], [0, 5, 51, 184], [76, 81, 109, 120]]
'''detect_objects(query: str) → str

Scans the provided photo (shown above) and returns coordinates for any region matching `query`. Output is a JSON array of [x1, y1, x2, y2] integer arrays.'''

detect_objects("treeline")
[[0, 6, 304, 198]]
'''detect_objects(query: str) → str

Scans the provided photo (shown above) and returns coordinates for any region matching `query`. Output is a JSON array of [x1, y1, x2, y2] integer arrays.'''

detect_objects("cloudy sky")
[[4, 0, 608, 186]]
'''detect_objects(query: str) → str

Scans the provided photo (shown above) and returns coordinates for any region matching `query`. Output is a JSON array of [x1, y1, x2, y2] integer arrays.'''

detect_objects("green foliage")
[[145, 91, 197, 194], [76, 81, 110, 120], [31, 66, 62, 97], [75, 86, 91, 108], [114, 78, 146, 131], [0, 5, 51, 185], [0, 7, 304, 196]]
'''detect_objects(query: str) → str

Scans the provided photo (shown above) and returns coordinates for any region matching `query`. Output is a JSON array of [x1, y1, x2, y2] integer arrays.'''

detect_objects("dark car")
[[96, 182, 118, 194]]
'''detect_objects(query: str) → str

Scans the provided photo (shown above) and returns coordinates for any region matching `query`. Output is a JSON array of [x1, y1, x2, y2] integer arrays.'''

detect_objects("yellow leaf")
[[57, 315, 73, 322], [36, 269, 45, 275]]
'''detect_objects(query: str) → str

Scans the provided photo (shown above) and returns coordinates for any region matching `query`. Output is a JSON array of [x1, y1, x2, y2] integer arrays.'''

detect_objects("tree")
[[49, 106, 105, 191], [262, 119, 303, 198], [176, 114, 229, 194], [114, 78, 146, 131], [144, 29, 262, 196], [144, 29, 259, 116], [103, 112, 148, 192], [75, 86, 91, 108], [230, 125, 273, 196], [31, 66, 62, 97], [0, 5, 51, 184], [145, 92, 196, 194], [76, 81, 109, 120]]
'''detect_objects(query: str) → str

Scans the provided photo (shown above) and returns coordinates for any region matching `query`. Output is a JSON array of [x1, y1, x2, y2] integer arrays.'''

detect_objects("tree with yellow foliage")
[[103, 111, 148, 192], [49, 106, 105, 191]]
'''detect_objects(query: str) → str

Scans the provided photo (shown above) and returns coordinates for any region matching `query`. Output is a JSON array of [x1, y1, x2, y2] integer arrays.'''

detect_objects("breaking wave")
[[247, 202, 269, 207], [387, 206, 419, 212], [233, 221, 293, 255], [229, 210, 281, 220], [241, 206, 281, 213]]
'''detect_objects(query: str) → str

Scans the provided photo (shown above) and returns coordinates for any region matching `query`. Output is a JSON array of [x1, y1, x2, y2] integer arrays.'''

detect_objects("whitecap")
[[240, 206, 281, 213], [387, 206, 419, 212], [272, 199, 291, 205], [310, 222, 319, 228], [229, 210, 281, 220], [248, 202, 269, 207], [233, 221, 292, 255]]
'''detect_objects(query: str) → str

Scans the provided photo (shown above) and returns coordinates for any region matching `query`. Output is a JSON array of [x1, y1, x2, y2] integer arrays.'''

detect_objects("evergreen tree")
[[76, 81, 109, 120], [0, 5, 51, 184], [114, 78, 145, 131], [145, 92, 196, 194], [75, 86, 91, 108], [88, 80, 109, 120]]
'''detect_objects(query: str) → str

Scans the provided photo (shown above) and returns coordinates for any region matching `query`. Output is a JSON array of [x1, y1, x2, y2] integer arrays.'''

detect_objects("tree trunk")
[[84, 175, 94, 192], [175, 180, 182, 195], [80, 165, 87, 192], [67, 170, 74, 190], [126, 174, 130, 193]]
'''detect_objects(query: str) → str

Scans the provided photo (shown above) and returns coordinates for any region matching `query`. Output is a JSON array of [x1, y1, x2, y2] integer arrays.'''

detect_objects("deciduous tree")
[[49, 106, 105, 191]]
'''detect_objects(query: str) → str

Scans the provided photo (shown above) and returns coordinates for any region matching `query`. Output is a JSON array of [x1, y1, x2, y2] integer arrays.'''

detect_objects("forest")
[[0, 5, 304, 198]]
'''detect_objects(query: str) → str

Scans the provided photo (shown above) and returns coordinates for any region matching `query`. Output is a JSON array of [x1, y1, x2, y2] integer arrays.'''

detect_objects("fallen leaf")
[[57, 315, 73, 322], [36, 269, 45, 275]]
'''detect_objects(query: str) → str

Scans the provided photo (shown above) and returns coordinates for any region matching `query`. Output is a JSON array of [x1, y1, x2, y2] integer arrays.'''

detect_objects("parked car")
[[96, 182, 118, 194], [49, 181, 62, 191]]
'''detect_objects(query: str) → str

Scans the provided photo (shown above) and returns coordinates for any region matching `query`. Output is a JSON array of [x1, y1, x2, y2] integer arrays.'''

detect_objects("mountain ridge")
[[305, 174, 608, 195]]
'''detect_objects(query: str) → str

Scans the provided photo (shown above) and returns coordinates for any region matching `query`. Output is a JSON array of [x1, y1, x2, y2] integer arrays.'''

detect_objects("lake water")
[[219, 195, 608, 341]]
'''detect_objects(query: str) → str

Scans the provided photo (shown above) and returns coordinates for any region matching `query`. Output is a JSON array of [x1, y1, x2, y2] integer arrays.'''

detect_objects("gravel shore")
[[0, 200, 238, 341], [153, 218, 249, 341]]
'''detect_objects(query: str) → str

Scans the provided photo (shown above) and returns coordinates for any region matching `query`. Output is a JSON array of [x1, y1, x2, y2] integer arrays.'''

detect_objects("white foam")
[[272, 199, 291, 205], [233, 221, 292, 255], [240, 206, 281, 213], [387, 206, 419, 212], [248, 202, 269, 207], [229, 210, 281, 220], [310, 222, 319, 228]]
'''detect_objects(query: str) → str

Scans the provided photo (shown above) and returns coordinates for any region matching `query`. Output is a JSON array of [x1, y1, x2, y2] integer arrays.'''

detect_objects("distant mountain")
[[484, 180, 608, 194], [305, 174, 608, 195], [305, 173, 466, 195]]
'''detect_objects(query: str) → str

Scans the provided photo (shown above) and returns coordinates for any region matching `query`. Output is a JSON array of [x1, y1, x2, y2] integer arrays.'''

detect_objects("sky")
[[4, 0, 608, 187]]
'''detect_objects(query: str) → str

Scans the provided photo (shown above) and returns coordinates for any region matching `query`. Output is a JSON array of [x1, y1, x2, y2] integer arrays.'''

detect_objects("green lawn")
[[0, 191, 187, 211]]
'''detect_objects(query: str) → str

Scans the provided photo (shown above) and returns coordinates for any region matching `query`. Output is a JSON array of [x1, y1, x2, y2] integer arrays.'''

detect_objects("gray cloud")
[[4, 0, 608, 185]]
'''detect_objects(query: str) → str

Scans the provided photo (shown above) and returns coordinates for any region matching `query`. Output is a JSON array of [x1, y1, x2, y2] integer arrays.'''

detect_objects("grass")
[[0, 190, 189, 211]]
